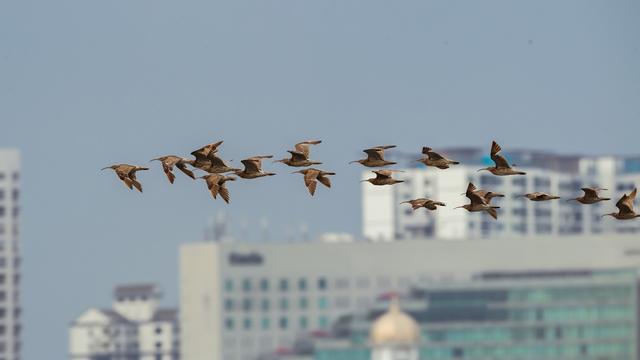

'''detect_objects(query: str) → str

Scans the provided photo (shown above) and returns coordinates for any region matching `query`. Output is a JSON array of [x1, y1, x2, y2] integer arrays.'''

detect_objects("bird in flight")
[[275, 140, 323, 167], [567, 187, 610, 204], [199, 174, 236, 203], [350, 145, 397, 167], [101, 164, 149, 192], [361, 170, 404, 186], [234, 156, 276, 179], [291, 168, 335, 196], [522, 192, 561, 201], [150, 155, 196, 184], [456, 182, 500, 219], [190, 140, 225, 170], [478, 141, 526, 176], [463, 182, 504, 204], [416, 147, 459, 169], [603, 188, 639, 220], [401, 198, 446, 211]]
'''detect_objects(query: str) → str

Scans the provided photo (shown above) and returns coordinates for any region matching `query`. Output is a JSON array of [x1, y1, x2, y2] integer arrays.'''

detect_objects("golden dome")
[[370, 297, 420, 345]]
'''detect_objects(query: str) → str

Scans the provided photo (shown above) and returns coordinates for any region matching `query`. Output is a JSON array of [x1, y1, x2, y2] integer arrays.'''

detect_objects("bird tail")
[[450, 161, 460, 165]]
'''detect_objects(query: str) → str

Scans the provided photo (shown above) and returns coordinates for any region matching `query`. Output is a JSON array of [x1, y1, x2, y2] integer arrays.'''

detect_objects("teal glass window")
[[279, 278, 289, 291], [299, 297, 309, 309], [280, 298, 289, 310], [261, 298, 270, 311], [318, 277, 328, 290], [318, 297, 329, 309], [224, 279, 233, 292], [225, 318, 234, 330], [279, 317, 288, 329], [319, 316, 329, 328], [224, 298, 234, 311], [243, 318, 252, 330], [260, 278, 269, 291], [261, 317, 270, 330], [242, 279, 251, 292], [298, 278, 307, 290]]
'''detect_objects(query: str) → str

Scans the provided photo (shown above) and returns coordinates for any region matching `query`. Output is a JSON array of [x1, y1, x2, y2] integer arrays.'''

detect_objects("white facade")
[[180, 234, 640, 360], [0, 149, 21, 360], [69, 284, 179, 360], [362, 155, 640, 241]]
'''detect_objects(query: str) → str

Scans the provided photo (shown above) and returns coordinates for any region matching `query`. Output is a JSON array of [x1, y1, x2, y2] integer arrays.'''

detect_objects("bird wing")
[[465, 183, 478, 197], [427, 150, 445, 161], [303, 169, 320, 186], [218, 185, 231, 203], [363, 148, 385, 161], [486, 208, 498, 220], [120, 176, 134, 190], [241, 159, 262, 173], [294, 140, 321, 158], [208, 153, 230, 168], [176, 162, 196, 179], [581, 187, 599, 199], [130, 178, 143, 192], [616, 188, 637, 214], [306, 179, 317, 196], [374, 145, 396, 150], [490, 141, 511, 168], [163, 168, 176, 184], [288, 150, 308, 162], [373, 170, 400, 179], [317, 174, 332, 188]]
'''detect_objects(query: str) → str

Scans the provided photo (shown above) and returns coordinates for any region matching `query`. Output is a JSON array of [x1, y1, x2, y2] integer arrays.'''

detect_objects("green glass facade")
[[314, 270, 638, 360]]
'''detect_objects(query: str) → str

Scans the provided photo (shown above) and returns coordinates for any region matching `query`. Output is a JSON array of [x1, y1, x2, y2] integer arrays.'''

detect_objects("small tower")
[[370, 296, 421, 360]]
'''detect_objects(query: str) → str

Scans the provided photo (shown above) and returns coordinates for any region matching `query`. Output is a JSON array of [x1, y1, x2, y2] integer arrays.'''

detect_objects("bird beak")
[[359, 180, 368, 183], [101, 167, 110, 170], [290, 171, 301, 174], [454, 205, 464, 209], [349, 161, 358, 164]]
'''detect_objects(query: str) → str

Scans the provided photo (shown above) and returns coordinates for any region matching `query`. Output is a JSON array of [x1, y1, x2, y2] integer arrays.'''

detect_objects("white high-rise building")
[[362, 148, 640, 241], [0, 149, 21, 360], [69, 284, 179, 360]]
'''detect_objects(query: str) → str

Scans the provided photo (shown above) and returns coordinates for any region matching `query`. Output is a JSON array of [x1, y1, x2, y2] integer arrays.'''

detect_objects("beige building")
[[180, 234, 640, 360]]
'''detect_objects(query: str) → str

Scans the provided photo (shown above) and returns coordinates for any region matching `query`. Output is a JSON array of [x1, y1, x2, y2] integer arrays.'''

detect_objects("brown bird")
[[478, 141, 526, 176], [190, 140, 224, 169], [522, 192, 561, 201], [603, 188, 639, 220], [202, 153, 240, 174], [275, 140, 323, 167], [401, 198, 446, 211], [416, 147, 459, 169], [350, 145, 397, 167], [457, 182, 500, 219], [291, 168, 335, 196], [150, 155, 196, 184], [198, 174, 236, 203], [463, 182, 505, 204], [361, 170, 404, 186], [567, 187, 610, 204], [234, 156, 276, 179], [101, 164, 149, 192]]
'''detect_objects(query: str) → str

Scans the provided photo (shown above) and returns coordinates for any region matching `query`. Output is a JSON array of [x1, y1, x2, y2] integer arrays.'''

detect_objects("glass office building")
[[313, 269, 638, 360]]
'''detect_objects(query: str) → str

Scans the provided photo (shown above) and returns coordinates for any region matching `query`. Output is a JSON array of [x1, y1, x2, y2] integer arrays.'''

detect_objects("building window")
[[299, 317, 308, 329], [155, 326, 162, 334], [261, 318, 270, 330], [279, 278, 289, 291], [261, 299, 270, 311], [225, 318, 234, 330], [299, 297, 308, 310], [243, 318, 252, 330], [0, 190, 3, 200], [224, 299, 234, 311], [260, 278, 269, 291], [317, 277, 327, 290], [242, 279, 252, 292], [317, 297, 329, 309], [279, 298, 289, 310], [279, 317, 288, 330], [356, 278, 370, 289], [242, 298, 252, 311], [0, 207, 4, 217], [298, 278, 307, 291], [318, 316, 329, 329], [11, 190, 18, 201], [334, 278, 349, 290], [225, 279, 234, 292]]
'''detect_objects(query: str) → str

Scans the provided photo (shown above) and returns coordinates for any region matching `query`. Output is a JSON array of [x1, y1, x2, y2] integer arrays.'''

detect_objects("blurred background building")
[[180, 234, 640, 360], [363, 149, 640, 240], [69, 284, 179, 360], [0, 149, 21, 360]]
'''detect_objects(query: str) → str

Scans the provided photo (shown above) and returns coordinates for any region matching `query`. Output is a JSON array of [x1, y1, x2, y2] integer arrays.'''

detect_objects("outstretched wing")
[[373, 169, 401, 179], [581, 187, 599, 199], [317, 174, 332, 188], [288, 150, 308, 162], [490, 141, 511, 168], [364, 148, 385, 161], [616, 188, 637, 214], [485, 208, 498, 220], [241, 159, 262, 173], [218, 185, 231, 203], [426, 150, 445, 161], [176, 162, 196, 179], [294, 140, 321, 158]]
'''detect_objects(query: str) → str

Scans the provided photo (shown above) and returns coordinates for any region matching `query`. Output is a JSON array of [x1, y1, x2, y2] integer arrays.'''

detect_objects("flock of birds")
[[101, 140, 639, 221]]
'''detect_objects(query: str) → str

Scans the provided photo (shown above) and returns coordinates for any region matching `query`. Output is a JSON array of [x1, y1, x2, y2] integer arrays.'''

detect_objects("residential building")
[[0, 149, 21, 360], [69, 284, 179, 360]]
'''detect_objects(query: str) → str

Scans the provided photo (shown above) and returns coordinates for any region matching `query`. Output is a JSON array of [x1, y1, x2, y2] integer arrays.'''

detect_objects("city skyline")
[[1, 0, 640, 358]]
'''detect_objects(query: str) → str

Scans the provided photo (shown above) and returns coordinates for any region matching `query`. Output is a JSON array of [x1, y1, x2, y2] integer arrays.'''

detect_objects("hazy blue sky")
[[1, 0, 639, 358]]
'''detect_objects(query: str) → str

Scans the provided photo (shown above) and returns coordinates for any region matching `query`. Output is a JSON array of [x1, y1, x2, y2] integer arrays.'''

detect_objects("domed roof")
[[370, 297, 420, 346]]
